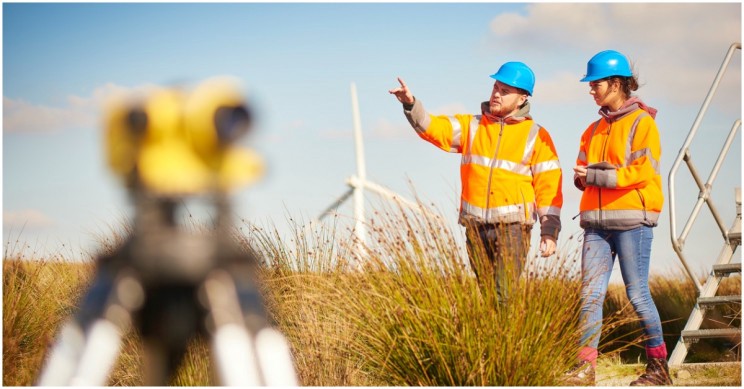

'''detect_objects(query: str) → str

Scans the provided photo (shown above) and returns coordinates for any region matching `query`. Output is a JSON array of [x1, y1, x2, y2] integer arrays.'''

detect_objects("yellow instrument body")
[[104, 77, 264, 195]]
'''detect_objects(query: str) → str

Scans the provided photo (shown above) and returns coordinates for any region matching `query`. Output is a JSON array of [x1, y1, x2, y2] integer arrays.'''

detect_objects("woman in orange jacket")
[[566, 50, 672, 386]]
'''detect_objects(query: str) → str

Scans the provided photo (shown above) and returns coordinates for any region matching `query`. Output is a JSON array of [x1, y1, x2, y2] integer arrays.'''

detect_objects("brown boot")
[[563, 360, 595, 386], [630, 358, 673, 386]]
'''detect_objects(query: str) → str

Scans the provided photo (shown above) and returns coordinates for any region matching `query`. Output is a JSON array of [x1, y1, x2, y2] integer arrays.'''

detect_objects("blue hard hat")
[[580, 50, 632, 82], [489, 61, 535, 96]]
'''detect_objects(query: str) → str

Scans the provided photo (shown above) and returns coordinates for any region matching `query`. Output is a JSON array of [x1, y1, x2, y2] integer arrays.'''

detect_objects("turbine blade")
[[359, 179, 425, 212], [317, 187, 355, 220]]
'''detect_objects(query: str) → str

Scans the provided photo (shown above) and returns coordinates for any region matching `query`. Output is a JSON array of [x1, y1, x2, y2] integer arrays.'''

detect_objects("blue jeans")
[[579, 226, 665, 349]]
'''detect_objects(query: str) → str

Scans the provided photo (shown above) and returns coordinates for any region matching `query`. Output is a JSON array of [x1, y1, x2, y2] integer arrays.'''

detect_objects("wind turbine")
[[315, 82, 426, 259]]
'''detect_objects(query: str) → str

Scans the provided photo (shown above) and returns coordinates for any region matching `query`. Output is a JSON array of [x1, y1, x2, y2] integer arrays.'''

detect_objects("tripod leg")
[[202, 268, 299, 386], [37, 267, 144, 386], [202, 269, 263, 386], [68, 318, 126, 385], [37, 319, 128, 386], [38, 319, 125, 387], [37, 266, 119, 386], [253, 326, 299, 386], [213, 323, 262, 386], [36, 321, 86, 385], [228, 264, 298, 386]]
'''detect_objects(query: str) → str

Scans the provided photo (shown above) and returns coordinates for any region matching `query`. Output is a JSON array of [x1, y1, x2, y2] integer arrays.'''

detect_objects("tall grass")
[[249, 215, 371, 385], [251, 202, 590, 386], [3, 232, 216, 386], [2, 254, 93, 386], [3, 202, 740, 385]]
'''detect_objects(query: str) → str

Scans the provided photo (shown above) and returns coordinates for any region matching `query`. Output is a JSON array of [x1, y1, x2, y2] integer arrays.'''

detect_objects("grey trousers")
[[465, 221, 532, 300]]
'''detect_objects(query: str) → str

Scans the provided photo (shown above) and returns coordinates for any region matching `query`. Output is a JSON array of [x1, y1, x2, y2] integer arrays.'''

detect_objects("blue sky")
[[3, 2, 742, 280]]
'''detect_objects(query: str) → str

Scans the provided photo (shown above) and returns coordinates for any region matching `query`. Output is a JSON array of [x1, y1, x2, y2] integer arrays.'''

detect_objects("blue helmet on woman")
[[490, 61, 535, 96], [580, 50, 632, 82]]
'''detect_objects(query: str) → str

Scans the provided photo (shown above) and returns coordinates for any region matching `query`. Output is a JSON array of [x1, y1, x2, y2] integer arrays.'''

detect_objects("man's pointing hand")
[[389, 77, 414, 105]]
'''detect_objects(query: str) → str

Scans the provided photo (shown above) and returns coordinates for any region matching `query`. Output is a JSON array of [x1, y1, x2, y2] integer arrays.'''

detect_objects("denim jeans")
[[579, 226, 665, 349], [465, 222, 532, 302]]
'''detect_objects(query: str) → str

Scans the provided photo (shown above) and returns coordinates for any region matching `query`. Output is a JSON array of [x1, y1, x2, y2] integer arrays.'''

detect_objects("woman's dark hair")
[[608, 62, 639, 98], [608, 75, 639, 98]]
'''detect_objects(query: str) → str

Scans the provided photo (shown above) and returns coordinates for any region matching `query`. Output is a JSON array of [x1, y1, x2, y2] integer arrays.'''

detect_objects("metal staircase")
[[667, 42, 742, 366]]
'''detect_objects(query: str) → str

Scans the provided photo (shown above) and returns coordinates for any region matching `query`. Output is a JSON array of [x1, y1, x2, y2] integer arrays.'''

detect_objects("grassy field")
[[597, 359, 741, 386], [3, 205, 741, 386]]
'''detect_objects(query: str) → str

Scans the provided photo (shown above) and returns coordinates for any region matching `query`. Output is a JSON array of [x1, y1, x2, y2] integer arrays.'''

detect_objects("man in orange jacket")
[[389, 62, 563, 299]]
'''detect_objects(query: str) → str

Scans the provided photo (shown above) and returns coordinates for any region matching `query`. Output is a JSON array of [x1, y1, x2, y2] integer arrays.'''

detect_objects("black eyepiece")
[[127, 108, 148, 137], [214, 105, 251, 144]]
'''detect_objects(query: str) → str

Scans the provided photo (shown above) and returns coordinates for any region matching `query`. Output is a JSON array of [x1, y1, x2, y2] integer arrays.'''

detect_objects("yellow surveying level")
[[36, 77, 298, 386], [104, 76, 264, 195]]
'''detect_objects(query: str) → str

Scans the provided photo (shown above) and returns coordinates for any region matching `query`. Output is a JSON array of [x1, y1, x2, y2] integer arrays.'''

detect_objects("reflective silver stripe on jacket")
[[579, 113, 659, 173], [455, 115, 479, 153], [532, 159, 561, 175], [629, 148, 660, 173], [461, 155, 532, 176], [460, 122, 542, 178], [623, 112, 660, 174], [577, 150, 587, 164], [537, 205, 561, 218], [580, 209, 660, 229], [521, 123, 541, 164], [624, 113, 646, 165], [461, 199, 536, 224], [467, 115, 480, 146], [458, 121, 557, 224], [448, 116, 463, 152]]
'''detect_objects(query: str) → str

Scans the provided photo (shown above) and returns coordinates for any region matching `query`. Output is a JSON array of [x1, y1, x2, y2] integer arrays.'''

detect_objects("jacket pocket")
[[635, 189, 647, 221], [518, 183, 535, 222]]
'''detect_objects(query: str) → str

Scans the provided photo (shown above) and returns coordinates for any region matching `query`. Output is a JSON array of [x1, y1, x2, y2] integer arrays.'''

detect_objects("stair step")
[[698, 295, 741, 307], [729, 230, 741, 242], [682, 328, 741, 341], [712, 263, 741, 276]]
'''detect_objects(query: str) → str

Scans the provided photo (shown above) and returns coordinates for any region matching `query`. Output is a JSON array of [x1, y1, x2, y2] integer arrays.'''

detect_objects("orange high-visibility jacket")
[[574, 99, 663, 230], [404, 99, 562, 238]]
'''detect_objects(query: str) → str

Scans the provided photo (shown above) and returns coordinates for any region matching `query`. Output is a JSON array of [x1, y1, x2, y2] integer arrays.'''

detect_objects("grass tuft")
[[3, 203, 740, 385]]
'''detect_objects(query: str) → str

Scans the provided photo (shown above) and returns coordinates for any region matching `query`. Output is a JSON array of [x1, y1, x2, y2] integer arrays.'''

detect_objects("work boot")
[[562, 360, 595, 386], [630, 358, 673, 386]]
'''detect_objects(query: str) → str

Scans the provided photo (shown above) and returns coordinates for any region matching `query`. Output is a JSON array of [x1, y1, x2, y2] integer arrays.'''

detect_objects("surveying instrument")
[[36, 77, 299, 386]]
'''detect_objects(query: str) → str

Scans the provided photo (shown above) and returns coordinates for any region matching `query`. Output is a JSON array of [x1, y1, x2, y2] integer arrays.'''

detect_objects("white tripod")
[[36, 77, 298, 385], [37, 194, 298, 386]]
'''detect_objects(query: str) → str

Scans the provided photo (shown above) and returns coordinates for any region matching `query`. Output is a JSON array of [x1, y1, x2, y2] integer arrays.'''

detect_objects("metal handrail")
[[668, 42, 741, 294]]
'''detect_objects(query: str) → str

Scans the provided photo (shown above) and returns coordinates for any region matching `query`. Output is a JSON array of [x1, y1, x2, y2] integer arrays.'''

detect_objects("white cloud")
[[3, 97, 95, 134], [3, 82, 159, 134], [490, 3, 610, 49], [533, 71, 587, 104], [487, 3, 741, 109], [3, 209, 56, 229], [491, 3, 739, 58]]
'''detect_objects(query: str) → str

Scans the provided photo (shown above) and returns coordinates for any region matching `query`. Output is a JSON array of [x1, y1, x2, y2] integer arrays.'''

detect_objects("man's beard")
[[489, 100, 517, 118]]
